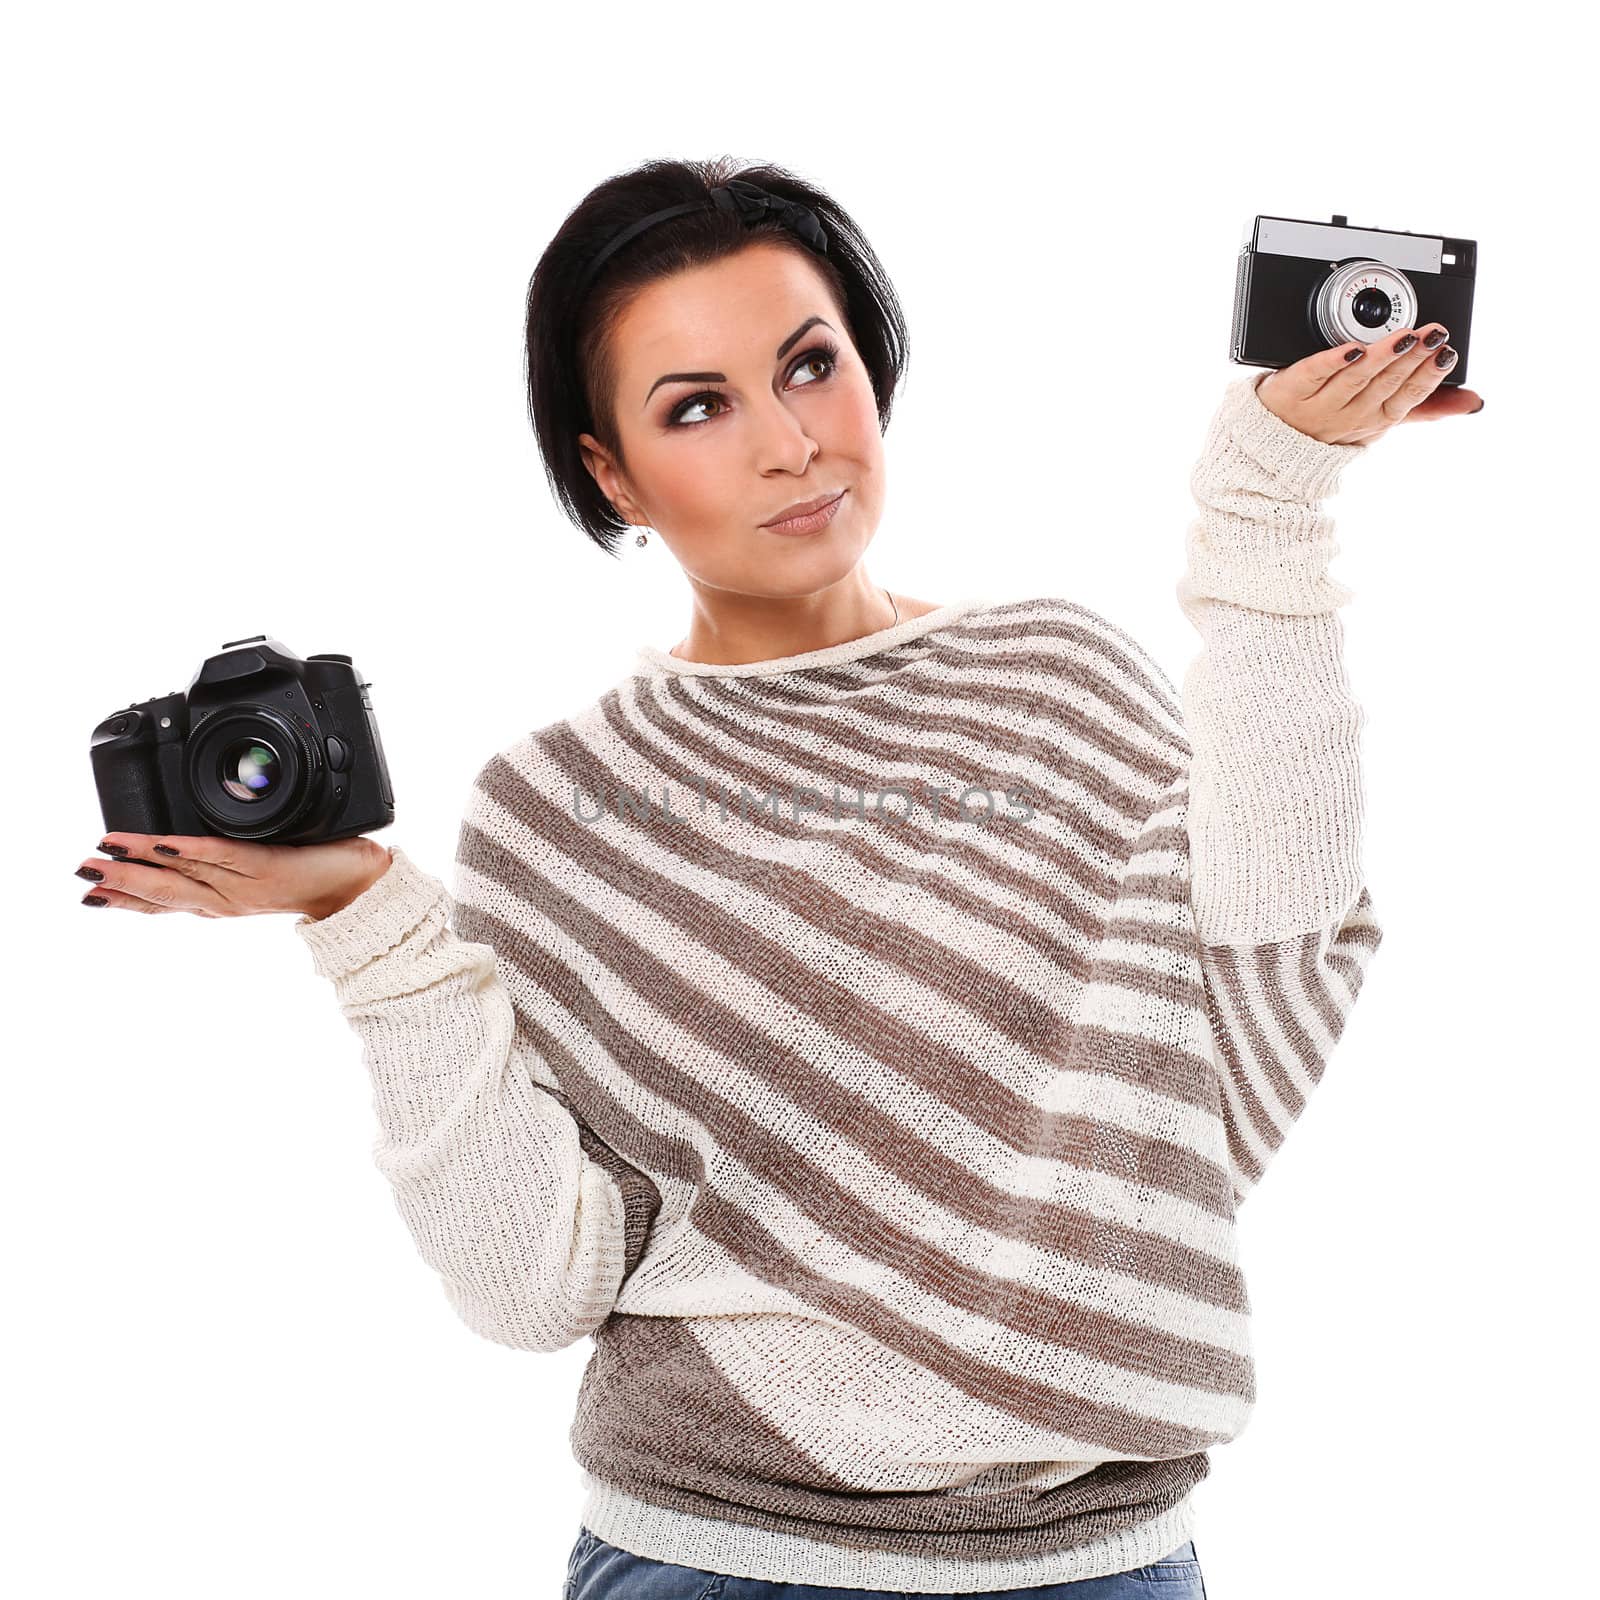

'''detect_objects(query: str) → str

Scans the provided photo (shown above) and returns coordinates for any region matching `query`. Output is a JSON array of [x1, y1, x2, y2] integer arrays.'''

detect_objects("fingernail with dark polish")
[[1470, 397, 1485, 413], [1394, 333, 1417, 354], [75, 865, 105, 882], [82, 893, 108, 906], [1344, 347, 1365, 361], [100, 841, 130, 855], [1435, 346, 1458, 368], [154, 844, 180, 856], [1423, 328, 1449, 349]]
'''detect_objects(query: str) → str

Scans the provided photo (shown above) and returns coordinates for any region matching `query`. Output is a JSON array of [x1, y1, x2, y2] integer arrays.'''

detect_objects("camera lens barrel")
[[184, 705, 321, 838], [1312, 258, 1419, 349]]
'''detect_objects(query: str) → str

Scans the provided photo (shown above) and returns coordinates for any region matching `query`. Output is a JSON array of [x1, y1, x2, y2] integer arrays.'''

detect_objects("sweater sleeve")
[[1176, 372, 1385, 1206], [292, 812, 660, 1351]]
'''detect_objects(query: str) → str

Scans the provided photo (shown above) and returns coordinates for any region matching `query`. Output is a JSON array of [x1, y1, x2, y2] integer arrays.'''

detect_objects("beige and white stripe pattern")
[[295, 373, 1382, 1591]]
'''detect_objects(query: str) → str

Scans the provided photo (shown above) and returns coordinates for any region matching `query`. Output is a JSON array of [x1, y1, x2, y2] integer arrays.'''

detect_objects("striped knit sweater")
[[295, 371, 1383, 1593]]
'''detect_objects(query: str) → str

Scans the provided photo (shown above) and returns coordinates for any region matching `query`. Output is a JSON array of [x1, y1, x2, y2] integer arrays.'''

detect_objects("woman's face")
[[579, 243, 887, 599]]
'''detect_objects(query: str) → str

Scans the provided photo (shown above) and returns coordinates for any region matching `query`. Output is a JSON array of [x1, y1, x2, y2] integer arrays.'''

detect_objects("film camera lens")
[[1312, 258, 1419, 349]]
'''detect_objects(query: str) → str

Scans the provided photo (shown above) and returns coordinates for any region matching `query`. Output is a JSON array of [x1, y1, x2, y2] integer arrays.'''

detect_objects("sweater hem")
[[1229, 371, 1367, 502], [291, 844, 443, 982], [576, 1473, 1198, 1594]]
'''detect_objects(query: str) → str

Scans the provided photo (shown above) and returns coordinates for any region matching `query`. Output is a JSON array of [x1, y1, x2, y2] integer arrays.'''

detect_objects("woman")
[[76, 158, 1481, 1599]]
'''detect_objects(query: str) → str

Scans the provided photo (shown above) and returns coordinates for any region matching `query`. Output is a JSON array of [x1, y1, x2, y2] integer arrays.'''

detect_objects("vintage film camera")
[[1230, 213, 1477, 384], [89, 634, 395, 844]]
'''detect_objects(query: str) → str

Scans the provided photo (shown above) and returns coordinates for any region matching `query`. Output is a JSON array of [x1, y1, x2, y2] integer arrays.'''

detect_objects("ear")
[[577, 432, 638, 522]]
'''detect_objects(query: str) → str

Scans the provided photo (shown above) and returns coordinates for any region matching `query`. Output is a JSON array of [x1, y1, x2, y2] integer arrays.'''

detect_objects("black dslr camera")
[[1230, 213, 1477, 384], [89, 634, 395, 844]]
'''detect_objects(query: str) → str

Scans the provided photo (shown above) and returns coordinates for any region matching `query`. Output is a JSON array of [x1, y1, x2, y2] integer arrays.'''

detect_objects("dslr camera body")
[[1231, 213, 1477, 383], [90, 634, 395, 845]]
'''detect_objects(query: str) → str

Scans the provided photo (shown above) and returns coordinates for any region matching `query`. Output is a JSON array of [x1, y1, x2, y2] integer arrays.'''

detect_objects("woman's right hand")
[[75, 832, 394, 921]]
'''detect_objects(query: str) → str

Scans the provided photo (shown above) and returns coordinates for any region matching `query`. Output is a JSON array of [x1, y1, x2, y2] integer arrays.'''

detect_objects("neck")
[[668, 579, 903, 667]]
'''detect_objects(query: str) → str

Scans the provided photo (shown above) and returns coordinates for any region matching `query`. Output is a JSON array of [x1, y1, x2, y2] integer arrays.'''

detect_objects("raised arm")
[[294, 775, 661, 1349], [1177, 371, 1385, 1205]]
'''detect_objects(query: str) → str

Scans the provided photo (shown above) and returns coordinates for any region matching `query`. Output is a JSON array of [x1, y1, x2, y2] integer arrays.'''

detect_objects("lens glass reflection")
[[220, 737, 281, 803]]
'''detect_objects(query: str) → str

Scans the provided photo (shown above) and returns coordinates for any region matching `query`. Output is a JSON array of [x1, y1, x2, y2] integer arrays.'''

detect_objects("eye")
[[666, 339, 841, 428], [667, 391, 728, 428], [788, 340, 840, 389]]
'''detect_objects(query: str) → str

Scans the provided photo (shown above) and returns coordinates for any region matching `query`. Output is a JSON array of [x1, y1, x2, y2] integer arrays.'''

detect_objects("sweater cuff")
[[292, 844, 448, 982], [1225, 371, 1369, 502]]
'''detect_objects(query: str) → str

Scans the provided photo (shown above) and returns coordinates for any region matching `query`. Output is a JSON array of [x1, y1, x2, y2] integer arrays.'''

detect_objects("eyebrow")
[[643, 315, 836, 406]]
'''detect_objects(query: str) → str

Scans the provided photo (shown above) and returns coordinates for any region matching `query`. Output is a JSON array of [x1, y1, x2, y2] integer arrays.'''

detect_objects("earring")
[[635, 528, 649, 547]]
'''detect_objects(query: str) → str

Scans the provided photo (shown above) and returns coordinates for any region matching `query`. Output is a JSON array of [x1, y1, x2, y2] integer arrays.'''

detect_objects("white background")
[[7, 4, 1594, 1596]]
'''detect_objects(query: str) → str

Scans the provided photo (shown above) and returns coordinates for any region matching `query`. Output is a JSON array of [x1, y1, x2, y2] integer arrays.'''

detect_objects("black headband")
[[574, 179, 829, 299]]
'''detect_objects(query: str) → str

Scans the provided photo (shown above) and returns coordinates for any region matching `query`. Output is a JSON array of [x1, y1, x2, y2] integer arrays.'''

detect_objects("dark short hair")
[[524, 156, 910, 557]]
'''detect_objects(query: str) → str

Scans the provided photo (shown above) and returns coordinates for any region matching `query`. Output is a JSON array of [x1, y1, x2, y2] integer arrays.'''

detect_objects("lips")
[[761, 489, 845, 528]]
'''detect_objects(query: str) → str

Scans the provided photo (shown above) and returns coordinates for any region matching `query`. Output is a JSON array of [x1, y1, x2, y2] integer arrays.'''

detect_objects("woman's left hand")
[[1256, 323, 1484, 446]]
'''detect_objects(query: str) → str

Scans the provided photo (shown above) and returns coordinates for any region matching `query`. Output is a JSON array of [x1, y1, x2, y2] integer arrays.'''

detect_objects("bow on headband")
[[708, 180, 829, 255]]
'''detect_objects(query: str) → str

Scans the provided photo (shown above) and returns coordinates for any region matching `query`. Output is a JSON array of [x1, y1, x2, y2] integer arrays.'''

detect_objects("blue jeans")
[[563, 1527, 1208, 1599]]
